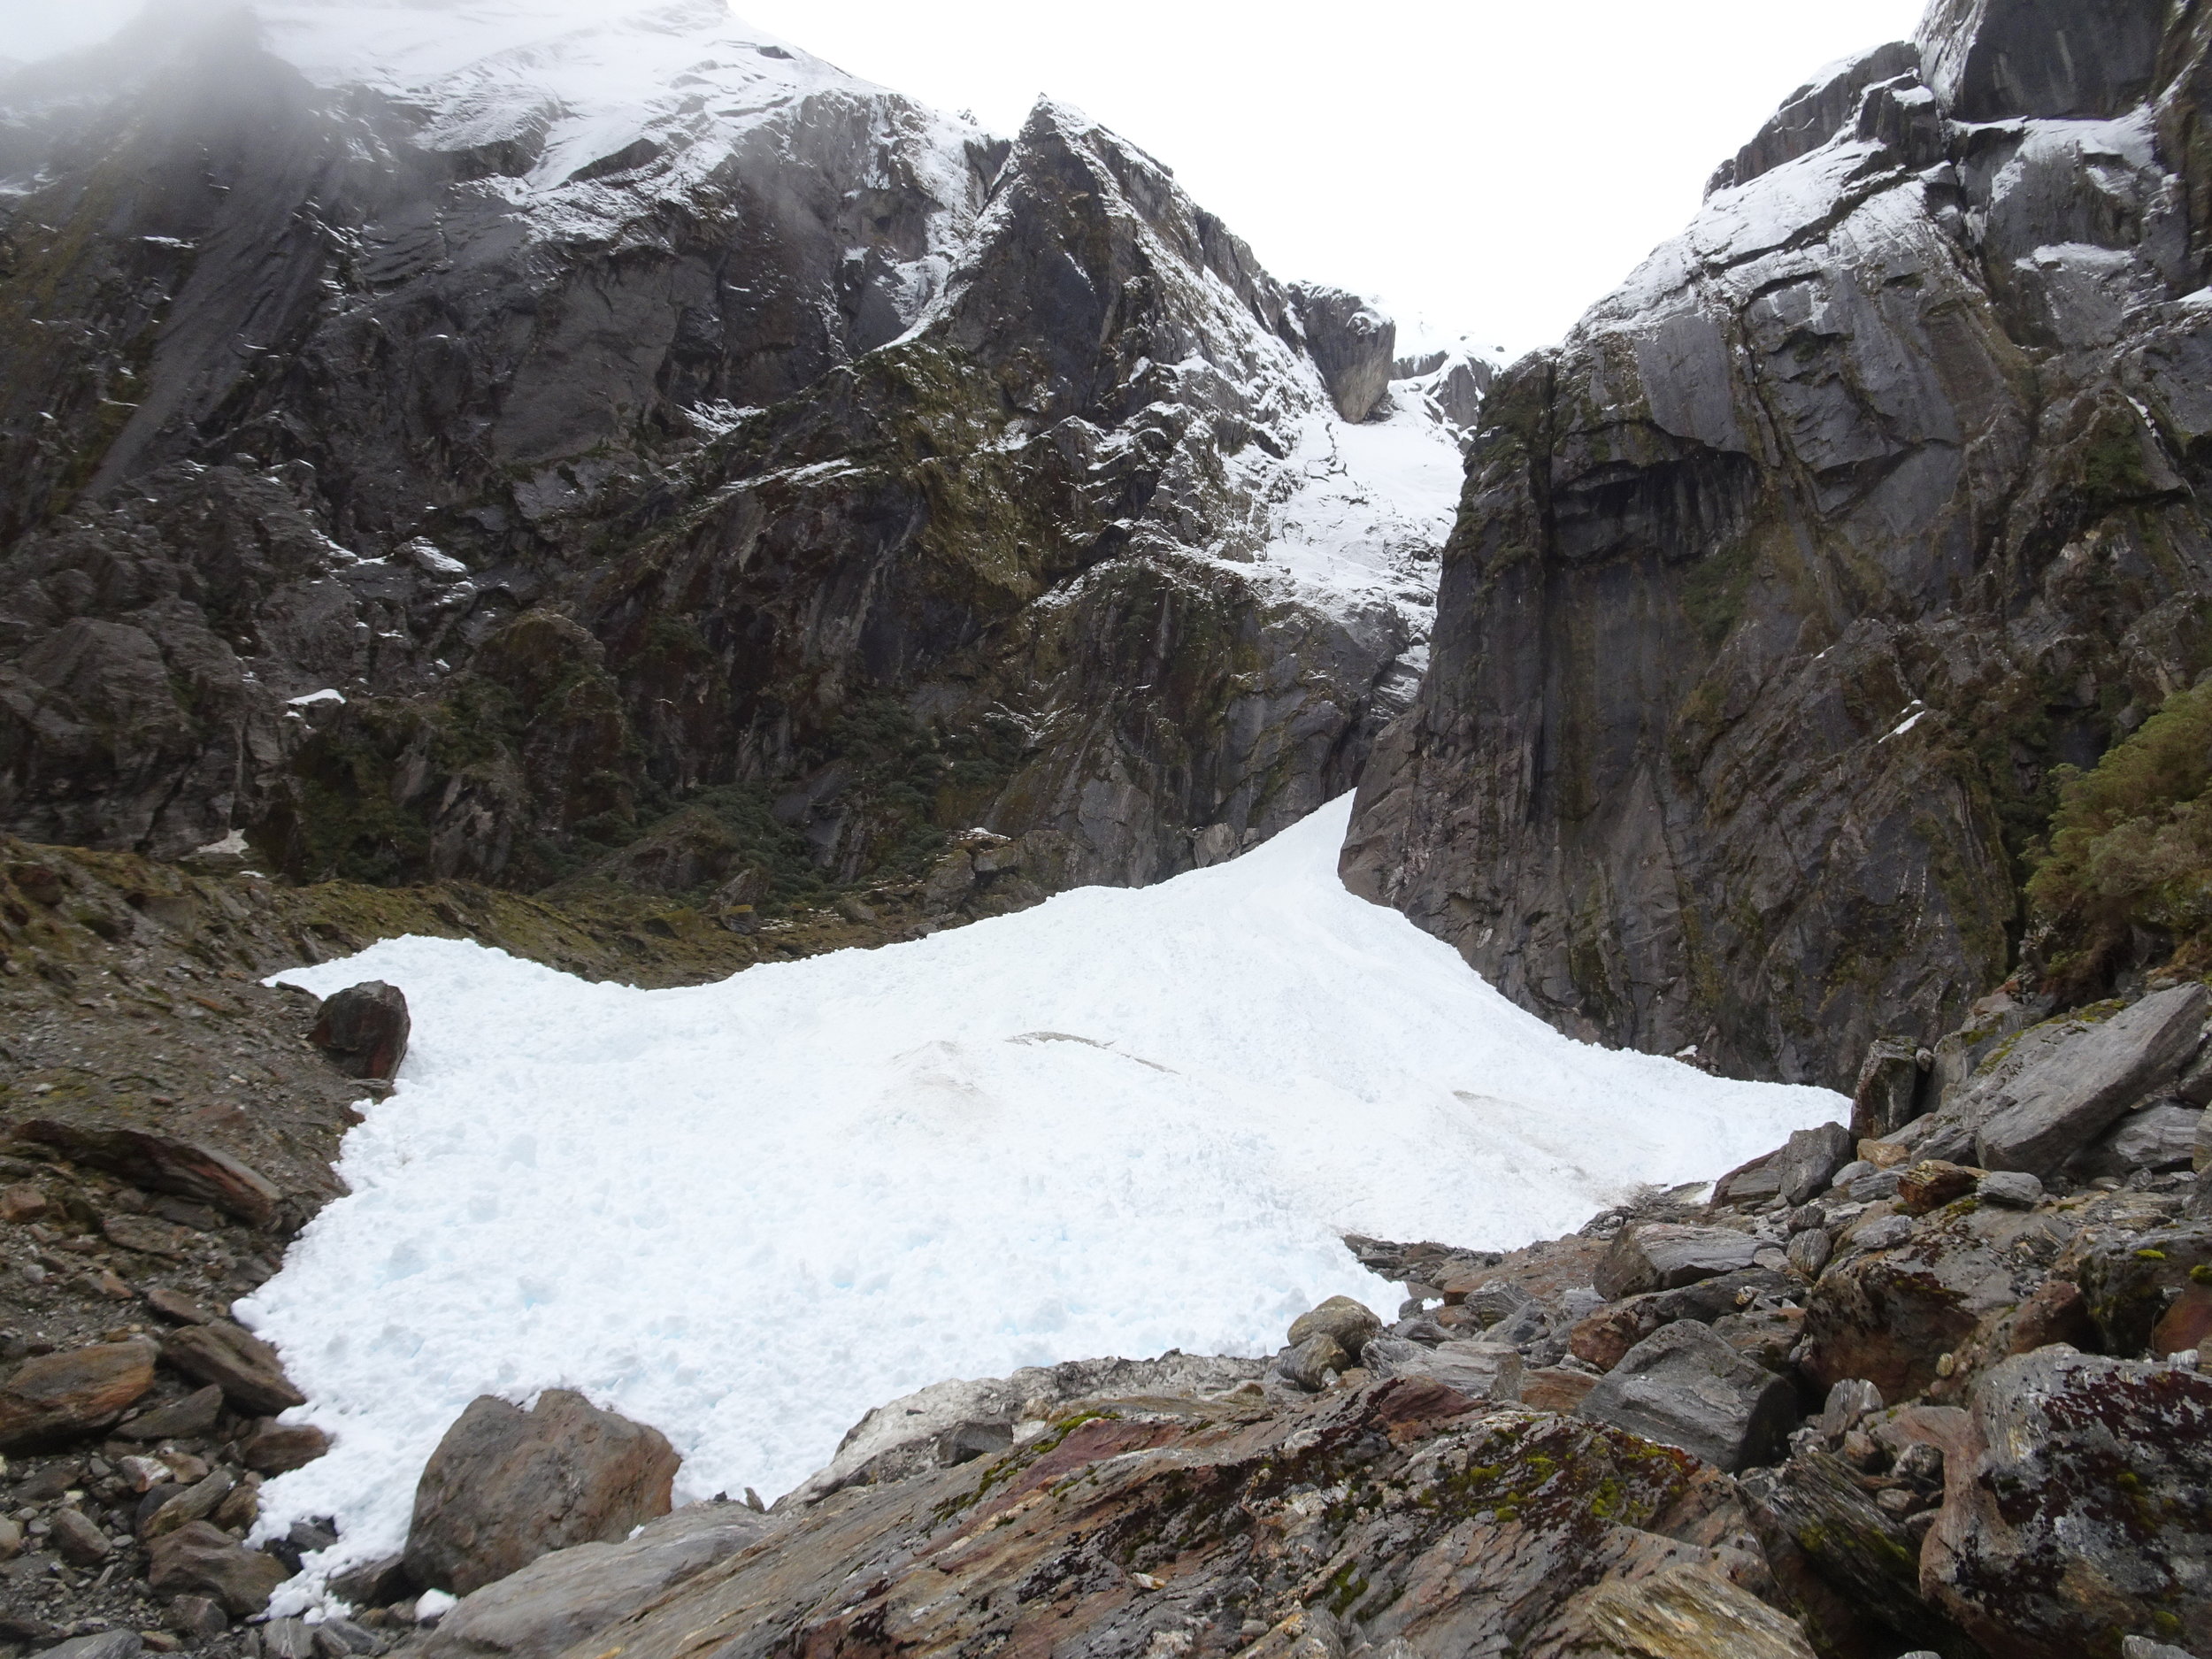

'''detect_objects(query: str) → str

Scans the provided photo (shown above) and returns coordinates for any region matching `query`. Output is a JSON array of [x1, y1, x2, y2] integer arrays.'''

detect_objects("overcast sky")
[[2, 0, 1931, 356]]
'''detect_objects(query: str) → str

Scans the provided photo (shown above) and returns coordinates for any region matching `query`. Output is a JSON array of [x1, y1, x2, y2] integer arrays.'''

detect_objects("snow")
[[1251, 399, 1464, 613], [249, 1, 980, 277], [249, 794, 1841, 1606], [286, 688, 346, 707]]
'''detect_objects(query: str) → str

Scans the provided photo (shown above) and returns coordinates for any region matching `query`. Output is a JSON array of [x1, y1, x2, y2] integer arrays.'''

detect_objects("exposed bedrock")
[[0, 17, 1447, 898], [1345, 0, 2212, 1086]]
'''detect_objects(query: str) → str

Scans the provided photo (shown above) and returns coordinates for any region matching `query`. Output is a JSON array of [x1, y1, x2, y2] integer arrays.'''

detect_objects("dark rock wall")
[[0, 21, 1428, 895], [1344, 0, 2212, 1087]]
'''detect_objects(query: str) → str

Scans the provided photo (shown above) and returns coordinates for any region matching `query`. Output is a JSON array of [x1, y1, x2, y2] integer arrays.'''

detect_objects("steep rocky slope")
[[1344, 0, 2212, 1086], [0, 1, 1461, 903]]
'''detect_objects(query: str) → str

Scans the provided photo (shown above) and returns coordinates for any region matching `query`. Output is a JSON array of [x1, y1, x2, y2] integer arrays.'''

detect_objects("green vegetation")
[[2025, 680, 2212, 995]]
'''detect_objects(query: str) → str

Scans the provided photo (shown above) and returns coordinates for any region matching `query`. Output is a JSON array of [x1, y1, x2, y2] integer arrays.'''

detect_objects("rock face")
[[0, 6, 1458, 905], [404, 1390, 681, 1595], [1922, 1348, 2212, 1656], [1342, 0, 2212, 1086], [309, 980, 411, 1081]]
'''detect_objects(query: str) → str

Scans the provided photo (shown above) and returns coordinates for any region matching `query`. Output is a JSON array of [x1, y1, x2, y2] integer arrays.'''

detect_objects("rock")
[[11, 1120, 279, 1227], [1922, 1348, 2212, 1656], [1800, 1217, 2033, 1400], [1710, 1304, 1804, 1371], [2072, 1225, 2212, 1356], [1852, 1040, 1926, 1140], [1594, 1223, 1762, 1300], [260, 1617, 313, 1659], [1771, 1123, 1855, 1205], [142, 1286, 215, 1325], [1286, 284, 1394, 422], [118, 1454, 171, 1491], [327, 1554, 417, 1609], [1460, 1279, 1532, 1329], [404, 1390, 680, 1595], [310, 981, 411, 1081], [0, 1181, 50, 1222], [1557, 1562, 1818, 1658], [2075, 1101, 2207, 1178], [416, 1503, 776, 1659], [1919, 0, 2170, 119], [2124, 1640, 2194, 1659], [1896, 1159, 1978, 1215], [32, 1635, 142, 1659], [102, 1213, 195, 1257], [2152, 1285, 2212, 1357], [0, 1517, 18, 1560], [117, 1384, 225, 1441], [1275, 1333, 1351, 1392], [1975, 1170, 2043, 1209], [1975, 985, 2211, 1175], [161, 1321, 305, 1415], [48, 1505, 111, 1565], [1711, 1150, 1782, 1209], [1519, 1365, 1600, 1414], [146, 1520, 288, 1616], [1286, 1296, 1381, 1358], [144, 1468, 237, 1539], [0, 1339, 157, 1449], [1578, 1320, 1797, 1472], [1816, 1378, 1883, 1442], [1785, 1229, 1832, 1278], [168, 1597, 229, 1637], [1740, 1448, 1961, 1654], [242, 1419, 330, 1474]]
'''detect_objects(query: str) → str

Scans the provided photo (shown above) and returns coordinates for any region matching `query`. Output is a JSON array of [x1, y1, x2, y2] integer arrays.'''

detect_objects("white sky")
[[0, 0, 1930, 356]]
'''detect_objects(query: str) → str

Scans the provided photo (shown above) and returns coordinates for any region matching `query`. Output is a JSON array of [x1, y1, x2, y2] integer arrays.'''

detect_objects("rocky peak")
[[1918, 0, 2172, 121]]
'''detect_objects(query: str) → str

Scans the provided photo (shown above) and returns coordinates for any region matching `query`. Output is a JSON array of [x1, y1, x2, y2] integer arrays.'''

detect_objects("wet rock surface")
[[1343, 0, 2212, 1088]]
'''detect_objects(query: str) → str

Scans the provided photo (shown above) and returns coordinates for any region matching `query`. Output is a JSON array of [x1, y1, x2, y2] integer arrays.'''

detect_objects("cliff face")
[[0, 3, 1456, 898], [1343, 0, 2212, 1088]]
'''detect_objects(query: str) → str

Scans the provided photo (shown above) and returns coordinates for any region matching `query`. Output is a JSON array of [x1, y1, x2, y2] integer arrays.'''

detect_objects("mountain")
[[1342, 0, 2212, 1086], [0, 1, 1464, 903]]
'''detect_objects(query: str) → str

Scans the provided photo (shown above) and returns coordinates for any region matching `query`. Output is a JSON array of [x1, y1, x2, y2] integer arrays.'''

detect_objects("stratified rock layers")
[[1345, 0, 2212, 1085]]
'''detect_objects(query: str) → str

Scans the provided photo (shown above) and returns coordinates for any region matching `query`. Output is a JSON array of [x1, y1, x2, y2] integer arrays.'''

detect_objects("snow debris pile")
[[248, 795, 1842, 1599]]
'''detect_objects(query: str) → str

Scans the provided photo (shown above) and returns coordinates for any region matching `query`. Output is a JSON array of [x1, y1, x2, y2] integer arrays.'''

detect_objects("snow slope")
[[250, 795, 1841, 1603]]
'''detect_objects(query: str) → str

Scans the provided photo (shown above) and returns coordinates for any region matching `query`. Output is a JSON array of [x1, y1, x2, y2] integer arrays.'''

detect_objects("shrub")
[[2026, 680, 2212, 995]]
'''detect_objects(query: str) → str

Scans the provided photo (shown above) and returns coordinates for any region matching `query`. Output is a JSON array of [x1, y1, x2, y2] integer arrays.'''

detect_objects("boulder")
[[118, 1383, 225, 1441], [1785, 1229, 1832, 1278], [2071, 1225, 2212, 1356], [0, 1339, 156, 1449], [1975, 1170, 2043, 1209], [162, 1321, 305, 1415], [1519, 1366, 1600, 1414], [1360, 1337, 1522, 1402], [1275, 1333, 1351, 1392], [146, 1520, 288, 1616], [32, 1636, 142, 1659], [1569, 1270, 1790, 1370], [11, 1119, 279, 1227], [1896, 1159, 1979, 1216], [1801, 1220, 2042, 1399], [50, 1505, 112, 1565], [1922, 1349, 2212, 1657], [1286, 1295, 1381, 1358], [1556, 1563, 1818, 1659], [1594, 1224, 1762, 1300], [1711, 1150, 1783, 1208], [1851, 1038, 1924, 1141], [1974, 983, 2209, 1175], [416, 1503, 775, 1659], [1578, 1320, 1797, 1472], [310, 980, 411, 1081], [2074, 1102, 2205, 1178], [404, 1390, 680, 1595], [1741, 1448, 1962, 1653], [1771, 1123, 1855, 1205], [242, 1419, 330, 1474]]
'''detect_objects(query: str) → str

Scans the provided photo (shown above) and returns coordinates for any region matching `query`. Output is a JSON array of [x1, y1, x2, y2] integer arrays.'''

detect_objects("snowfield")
[[250, 795, 1842, 1606]]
